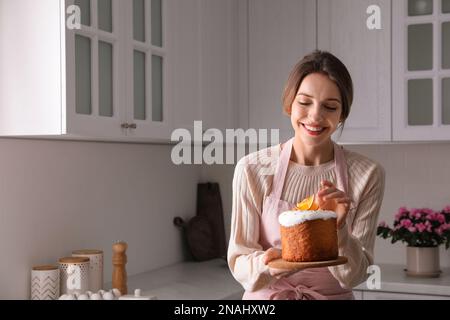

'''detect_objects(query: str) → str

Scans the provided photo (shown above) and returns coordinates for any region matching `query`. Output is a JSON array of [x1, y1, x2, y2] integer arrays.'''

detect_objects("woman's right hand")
[[264, 248, 297, 279]]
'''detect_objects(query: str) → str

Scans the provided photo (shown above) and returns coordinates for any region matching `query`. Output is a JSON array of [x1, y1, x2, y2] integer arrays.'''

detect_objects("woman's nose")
[[308, 103, 323, 121]]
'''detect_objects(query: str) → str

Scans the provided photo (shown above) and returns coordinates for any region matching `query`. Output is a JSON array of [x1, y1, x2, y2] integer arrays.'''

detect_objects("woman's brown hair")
[[282, 50, 353, 128]]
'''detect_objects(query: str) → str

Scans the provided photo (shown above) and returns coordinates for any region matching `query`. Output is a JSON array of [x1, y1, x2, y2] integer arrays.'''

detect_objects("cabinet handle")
[[121, 123, 130, 129], [129, 123, 137, 129]]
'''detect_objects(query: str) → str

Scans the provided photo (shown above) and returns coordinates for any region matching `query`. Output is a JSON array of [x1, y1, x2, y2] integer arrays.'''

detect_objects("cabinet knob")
[[129, 123, 137, 129], [121, 123, 130, 129]]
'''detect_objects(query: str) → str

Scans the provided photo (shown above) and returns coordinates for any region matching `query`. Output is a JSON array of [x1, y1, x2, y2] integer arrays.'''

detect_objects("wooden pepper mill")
[[112, 241, 128, 295]]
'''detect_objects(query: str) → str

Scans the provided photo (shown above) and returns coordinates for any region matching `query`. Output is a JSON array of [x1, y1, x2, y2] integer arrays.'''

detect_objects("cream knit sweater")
[[227, 144, 386, 292]]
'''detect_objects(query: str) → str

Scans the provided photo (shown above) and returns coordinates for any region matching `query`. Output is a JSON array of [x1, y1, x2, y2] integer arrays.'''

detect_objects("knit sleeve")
[[227, 159, 273, 292], [328, 163, 386, 289]]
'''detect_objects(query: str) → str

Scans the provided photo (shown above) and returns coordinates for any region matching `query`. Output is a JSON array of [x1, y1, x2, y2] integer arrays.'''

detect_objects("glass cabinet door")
[[70, 0, 118, 124], [393, 0, 450, 140], [66, 0, 168, 138], [130, 0, 165, 129]]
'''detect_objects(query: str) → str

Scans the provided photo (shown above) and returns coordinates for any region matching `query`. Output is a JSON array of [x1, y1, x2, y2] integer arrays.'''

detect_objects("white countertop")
[[111, 260, 450, 299], [123, 259, 244, 300], [354, 264, 450, 296]]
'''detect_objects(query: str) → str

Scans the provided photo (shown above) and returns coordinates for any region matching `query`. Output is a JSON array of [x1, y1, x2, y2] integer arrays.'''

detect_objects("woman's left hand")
[[317, 180, 351, 229]]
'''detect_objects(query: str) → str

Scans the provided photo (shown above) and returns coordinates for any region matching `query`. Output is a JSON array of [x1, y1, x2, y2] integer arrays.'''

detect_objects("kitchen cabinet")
[[318, 0, 391, 143], [393, 0, 450, 141], [198, 0, 238, 134], [0, 0, 238, 142], [0, 0, 173, 141], [242, 0, 317, 143], [241, 0, 391, 144], [168, 0, 239, 141]]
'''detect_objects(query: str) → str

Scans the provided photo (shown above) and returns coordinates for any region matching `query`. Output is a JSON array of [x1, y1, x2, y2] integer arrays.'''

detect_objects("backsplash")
[[200, 142, 450, 269], [0, 138, 200, 299], [2, 138, 449, 299]]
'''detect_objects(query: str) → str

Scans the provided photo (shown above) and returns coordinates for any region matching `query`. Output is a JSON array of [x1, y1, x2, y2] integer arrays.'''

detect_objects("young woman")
[[227, 50, 385, 300]]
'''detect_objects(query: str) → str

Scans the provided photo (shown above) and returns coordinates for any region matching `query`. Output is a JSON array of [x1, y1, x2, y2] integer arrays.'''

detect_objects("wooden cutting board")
[[196, 183, 227, 259], [268, 256, 348, 270]]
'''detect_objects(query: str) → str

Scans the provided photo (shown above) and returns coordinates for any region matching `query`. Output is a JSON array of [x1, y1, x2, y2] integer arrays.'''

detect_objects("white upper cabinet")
[[244, 0, 316, 142], [242, 0, 392, 144], [199, 0, 238, 133], [318, 0, 392, 143], [0, 0, 173, 141], [0, 0, 66, 136], [64, 0, 127, 139], [0, 0, 237, 142], [393, 0, 450, 140], [66, 0, 171, 141], [168, 0, 201, 134]]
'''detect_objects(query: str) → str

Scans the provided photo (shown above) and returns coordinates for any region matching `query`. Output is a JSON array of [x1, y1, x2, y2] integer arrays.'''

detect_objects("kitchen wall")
[[201, 142, 450, 269], [2, 137, 449, 299], [0, 138, 200, 299]]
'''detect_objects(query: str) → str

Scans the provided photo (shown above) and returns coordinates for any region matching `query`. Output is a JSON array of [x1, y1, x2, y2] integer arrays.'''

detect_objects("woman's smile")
[[300, 123, 328, 136]]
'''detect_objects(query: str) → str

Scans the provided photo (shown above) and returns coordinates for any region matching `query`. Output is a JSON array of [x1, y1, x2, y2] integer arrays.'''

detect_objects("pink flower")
[[378, 221, 387, 228], [395, 207, 409, 221], [443, 205, 450, 213], [416, 223, 427, 233], [400, 219, 412, 228], [426, 212, 445, 223], [408, 227, 417, 233]]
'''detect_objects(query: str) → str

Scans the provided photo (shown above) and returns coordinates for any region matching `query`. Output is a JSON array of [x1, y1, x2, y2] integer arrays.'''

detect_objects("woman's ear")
[[284, 106, 292, 116]]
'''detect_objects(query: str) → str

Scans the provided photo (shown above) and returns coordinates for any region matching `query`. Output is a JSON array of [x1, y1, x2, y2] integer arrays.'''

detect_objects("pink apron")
[[243, 137, 354, 300]]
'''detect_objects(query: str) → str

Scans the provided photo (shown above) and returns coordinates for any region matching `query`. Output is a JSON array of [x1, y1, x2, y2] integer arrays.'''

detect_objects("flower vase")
[[406, 246, 441, 277]]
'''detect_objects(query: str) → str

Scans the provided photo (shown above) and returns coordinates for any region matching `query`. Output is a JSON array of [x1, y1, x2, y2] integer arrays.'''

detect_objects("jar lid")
[[32, 265, 58, 271], [72, 249, 103, 255], [58, 257, 90, 264]]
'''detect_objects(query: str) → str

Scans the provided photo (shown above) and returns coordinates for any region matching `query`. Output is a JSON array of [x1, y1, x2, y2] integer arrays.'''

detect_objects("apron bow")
[[268, 279, 328, 300]]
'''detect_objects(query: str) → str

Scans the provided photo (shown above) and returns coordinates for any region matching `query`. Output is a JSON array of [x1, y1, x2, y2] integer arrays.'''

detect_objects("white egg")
[[85, 291, 93, 297], [112, 288, 122, 297], [102, 292, 114, 300], [90, 293, 102, 300], [58, 294, 69, 300], [78, 294, 89, 300], [65, 294, 76, 300]]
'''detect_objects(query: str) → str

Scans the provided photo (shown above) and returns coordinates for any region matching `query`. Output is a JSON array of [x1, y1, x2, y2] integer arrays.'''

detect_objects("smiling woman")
[[282, 51, 353, 153], [227, 50, 386, 300]]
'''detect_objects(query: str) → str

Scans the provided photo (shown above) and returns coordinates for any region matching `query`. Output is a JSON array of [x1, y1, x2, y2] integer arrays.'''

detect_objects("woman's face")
[[290, 73, 343, 147]]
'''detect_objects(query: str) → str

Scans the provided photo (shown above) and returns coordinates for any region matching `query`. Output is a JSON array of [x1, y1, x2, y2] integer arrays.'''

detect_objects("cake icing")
[[278, 210, 337, 227]]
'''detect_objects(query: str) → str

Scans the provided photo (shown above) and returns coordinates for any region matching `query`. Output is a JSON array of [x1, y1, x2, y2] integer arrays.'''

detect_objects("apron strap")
[[272, 138, 294, 200]]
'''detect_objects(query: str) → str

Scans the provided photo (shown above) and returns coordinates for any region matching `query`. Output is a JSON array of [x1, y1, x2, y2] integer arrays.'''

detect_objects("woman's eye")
[[324, 105, 337, 111], [299, 101, 310, 106]]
